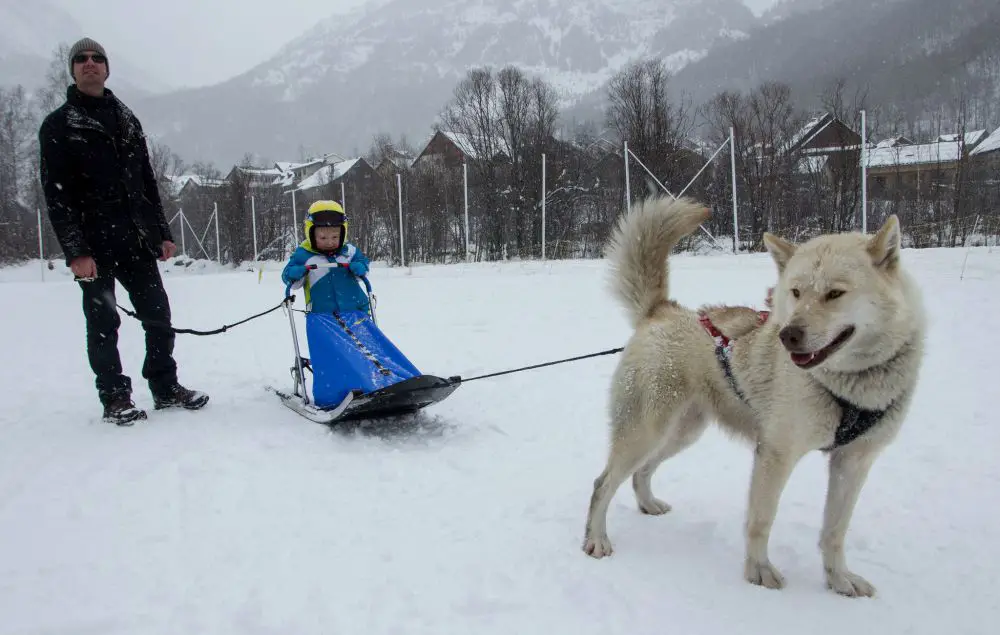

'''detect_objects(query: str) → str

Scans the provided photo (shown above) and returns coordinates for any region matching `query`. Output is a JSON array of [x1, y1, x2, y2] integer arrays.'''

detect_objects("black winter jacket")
[[38, 85, 172, 265]]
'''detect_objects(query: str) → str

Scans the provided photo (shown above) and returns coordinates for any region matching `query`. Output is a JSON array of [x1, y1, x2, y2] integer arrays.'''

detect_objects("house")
[[224, 165, 283, 189], [175, 175, 226, 208], [411, 130, 510, 170], [374, 149, 415, 180], [293, 157, 378, 213], [864, 139, 964, 197], [789, 113, 862, 182], [273, 152, 347, 190]]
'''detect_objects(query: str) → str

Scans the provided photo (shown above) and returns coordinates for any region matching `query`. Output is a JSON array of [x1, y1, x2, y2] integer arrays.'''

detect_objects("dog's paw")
[[744, 559, 786, 590], [826, 569, 876, 598], [638, 497, 672, 515], [582, 534, 614, 559]]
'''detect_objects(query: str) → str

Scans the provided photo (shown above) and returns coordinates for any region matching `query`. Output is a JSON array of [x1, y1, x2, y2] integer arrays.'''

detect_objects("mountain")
[[133, 0, 757, 167], [0, 0, 171, 99], [670, 0, 1000, 131]]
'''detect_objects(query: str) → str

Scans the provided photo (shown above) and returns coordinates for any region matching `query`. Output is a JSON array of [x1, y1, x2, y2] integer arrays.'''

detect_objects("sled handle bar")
[[283, 268, 372, 300]]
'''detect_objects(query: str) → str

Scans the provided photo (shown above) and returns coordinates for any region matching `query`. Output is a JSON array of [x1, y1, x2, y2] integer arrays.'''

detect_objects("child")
[[281, 200, 371, 314]]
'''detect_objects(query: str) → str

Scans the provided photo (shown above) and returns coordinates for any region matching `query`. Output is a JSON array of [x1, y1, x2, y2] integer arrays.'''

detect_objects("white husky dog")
[[582, 195, 926, 597]]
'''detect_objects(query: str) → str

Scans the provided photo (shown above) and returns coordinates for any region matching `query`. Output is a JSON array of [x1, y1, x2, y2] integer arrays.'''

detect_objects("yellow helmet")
[[303, 200, 348, 251]]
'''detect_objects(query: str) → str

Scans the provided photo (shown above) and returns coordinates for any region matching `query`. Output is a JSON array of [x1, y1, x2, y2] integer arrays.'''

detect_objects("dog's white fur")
[[582, 195, 926, 597]]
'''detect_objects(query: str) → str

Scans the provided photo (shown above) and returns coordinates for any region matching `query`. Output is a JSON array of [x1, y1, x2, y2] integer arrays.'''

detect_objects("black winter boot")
[[152, 383, 210, 411], [103, 397, 148, 426]]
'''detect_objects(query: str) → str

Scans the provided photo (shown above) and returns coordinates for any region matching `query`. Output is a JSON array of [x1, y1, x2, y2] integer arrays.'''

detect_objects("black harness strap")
[[824, 395, 891, 451], [716, 345, 745, 401]]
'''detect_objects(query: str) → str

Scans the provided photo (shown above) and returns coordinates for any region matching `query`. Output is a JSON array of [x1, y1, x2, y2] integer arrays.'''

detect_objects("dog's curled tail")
[[606, 195, 711, 327]]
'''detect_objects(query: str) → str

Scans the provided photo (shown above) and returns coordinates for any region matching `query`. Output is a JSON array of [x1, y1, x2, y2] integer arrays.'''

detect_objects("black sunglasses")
[[73, 53, 107, 65]]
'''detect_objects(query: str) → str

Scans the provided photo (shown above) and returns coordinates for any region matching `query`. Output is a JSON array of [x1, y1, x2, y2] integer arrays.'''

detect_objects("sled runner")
[[273, 266, 461, 425]]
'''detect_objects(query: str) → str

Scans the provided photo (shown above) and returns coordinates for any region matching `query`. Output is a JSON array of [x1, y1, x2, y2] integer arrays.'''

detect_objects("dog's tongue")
[[790, 352, 816, 366]]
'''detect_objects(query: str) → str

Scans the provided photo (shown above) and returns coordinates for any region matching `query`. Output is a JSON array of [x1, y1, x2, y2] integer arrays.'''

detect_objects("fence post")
[[214, 202, 221, 263], [291, 189, 298, 242], [179, 208, 186, 256], [541, 152, 546, 260], [463, 161, 469, 261], [251, 195, 259, 263], [730, 126, 739, 253], [623, 140, 631, 212], [36, 208, 45, 282], [861, 108, 868, 234], [397, 173, 405, 267]]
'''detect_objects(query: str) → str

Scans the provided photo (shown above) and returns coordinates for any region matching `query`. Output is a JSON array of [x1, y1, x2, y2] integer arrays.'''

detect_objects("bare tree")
[[0, 86, 34, 262], [438, 65, 561, 259], [606, 58, 696, 195], [702, 82, 804, 248]]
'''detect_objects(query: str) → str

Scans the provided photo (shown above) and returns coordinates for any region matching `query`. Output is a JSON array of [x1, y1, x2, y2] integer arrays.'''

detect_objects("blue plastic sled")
[[274, 276, 461, 424]]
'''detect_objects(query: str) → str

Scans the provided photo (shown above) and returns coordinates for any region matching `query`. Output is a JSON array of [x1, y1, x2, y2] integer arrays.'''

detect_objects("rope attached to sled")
[[458, 346, 624, 383], [115, 299, 288, 336]]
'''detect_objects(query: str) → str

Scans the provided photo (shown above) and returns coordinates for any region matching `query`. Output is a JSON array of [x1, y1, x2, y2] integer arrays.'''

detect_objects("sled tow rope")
[[457, 347, 624, 383], [114, 298, 290, 336]]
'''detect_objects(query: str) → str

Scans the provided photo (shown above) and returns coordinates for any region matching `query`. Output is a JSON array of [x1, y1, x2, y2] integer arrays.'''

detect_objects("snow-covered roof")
[[865, 141, 961, 168], [377, 154, 413, 171], [235, 166, 282, 178], [174, 174, 226, 190], [295, 158, 361, 191], [875, 136, 913, 148], [445, 130, 510, 159], [936, 130, 988, 147], [786, 114, 833, 152], [425, 130, 510, 160], [970, 127, 1000, 156]]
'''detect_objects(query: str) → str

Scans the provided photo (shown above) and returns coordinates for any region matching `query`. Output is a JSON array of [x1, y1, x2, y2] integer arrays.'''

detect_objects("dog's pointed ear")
[[868, 214, 901, 271], [763, 232, 796, 272]]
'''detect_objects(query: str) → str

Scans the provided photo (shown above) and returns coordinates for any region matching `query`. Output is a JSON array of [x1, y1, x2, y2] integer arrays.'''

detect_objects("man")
[[38, 38, 209, 425]]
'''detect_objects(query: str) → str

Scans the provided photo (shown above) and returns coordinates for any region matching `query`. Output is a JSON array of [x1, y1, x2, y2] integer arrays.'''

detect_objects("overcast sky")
[[52, 0, 780, 90]]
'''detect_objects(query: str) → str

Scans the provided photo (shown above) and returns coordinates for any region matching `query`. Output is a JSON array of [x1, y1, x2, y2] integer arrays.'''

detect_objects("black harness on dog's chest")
[[823, 394, 892, 451]]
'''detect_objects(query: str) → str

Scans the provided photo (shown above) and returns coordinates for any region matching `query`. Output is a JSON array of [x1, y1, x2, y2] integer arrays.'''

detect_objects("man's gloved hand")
[[349, 260, 369, 277]]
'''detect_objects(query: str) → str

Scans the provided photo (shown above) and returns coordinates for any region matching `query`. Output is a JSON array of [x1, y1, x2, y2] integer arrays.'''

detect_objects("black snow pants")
[[79, 257, 178, 405]]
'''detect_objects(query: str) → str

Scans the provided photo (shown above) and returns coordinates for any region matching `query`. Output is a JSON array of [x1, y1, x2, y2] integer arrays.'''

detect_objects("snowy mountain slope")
[[134, 0, 756, 166], [0, 248, 998, 633], [671, 0, 1000, 128]]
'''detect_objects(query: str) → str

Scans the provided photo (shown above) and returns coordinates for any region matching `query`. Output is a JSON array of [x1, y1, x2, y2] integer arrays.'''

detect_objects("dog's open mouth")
[[789, 326, 855, 369]]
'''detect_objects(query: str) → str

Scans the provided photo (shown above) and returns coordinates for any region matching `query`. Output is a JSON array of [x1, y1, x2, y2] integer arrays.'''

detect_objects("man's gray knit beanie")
[[68, 37, 109, 80]]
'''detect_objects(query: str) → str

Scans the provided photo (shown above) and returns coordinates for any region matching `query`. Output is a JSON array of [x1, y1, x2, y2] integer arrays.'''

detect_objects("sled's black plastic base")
[[274, 374, 462, 425]]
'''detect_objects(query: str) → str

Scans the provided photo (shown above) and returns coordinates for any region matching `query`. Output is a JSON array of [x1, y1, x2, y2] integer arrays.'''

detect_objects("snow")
[[865, 141, 962, 168], [2, 247, 999, 634]]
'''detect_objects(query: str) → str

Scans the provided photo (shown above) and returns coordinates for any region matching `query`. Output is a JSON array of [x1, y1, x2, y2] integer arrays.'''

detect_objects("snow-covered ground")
[[1, 247, 997, 634]]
